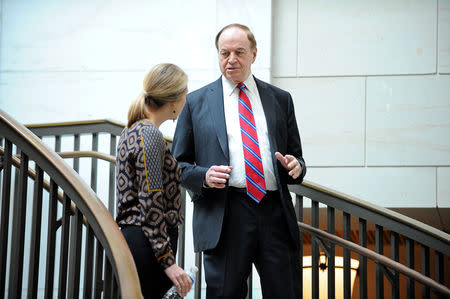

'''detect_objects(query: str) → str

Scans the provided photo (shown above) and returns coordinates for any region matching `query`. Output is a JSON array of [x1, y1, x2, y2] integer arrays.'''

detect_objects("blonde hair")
[[127, 63, 188, 128]]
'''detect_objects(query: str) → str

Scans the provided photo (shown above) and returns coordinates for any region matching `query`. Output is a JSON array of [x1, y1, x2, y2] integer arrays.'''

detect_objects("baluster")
[[91, 133, 98, 192], [421, 245, 430, 299], [55, 135, 61, 152], [406, 238, 415, 299], [83, 223, 95, 299], [194, 252, 202, 299], [343, 212, 351, 299], [73, 134, 80, 173], [28, 165, 44, 299], [108, 134, 116, 215], [0, 140, 12, 298], [435, 251, 444, 299], [44, 180, 58, 299], [375, 225, 384, 299], [391, 231, 399, 299], [58, 194, 71, 299], [104, 261, 112, 298], [359, 218, 367, 299], [8, 151, 29, 299], [311, 200, 319, 299], [297, 194, 303, 298], [327, 206, 335, 299], [67, 208, 83, 299], [94, 240, 104, 299]]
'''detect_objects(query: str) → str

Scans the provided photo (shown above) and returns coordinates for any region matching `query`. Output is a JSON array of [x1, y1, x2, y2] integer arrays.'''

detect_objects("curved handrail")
[[298, 180, 450, 246], [0, 110, 142, 297], [58, 151, 115, 163], [297, 221, 450, 296], [25, 119, 174, 142], [289, 182, 450, 254]]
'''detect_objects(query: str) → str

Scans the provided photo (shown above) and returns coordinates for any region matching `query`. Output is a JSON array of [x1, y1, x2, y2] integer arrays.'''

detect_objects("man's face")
[[217, 27, 257, 84]]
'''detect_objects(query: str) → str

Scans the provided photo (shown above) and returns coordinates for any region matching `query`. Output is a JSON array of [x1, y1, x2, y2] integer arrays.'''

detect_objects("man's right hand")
[[205, 165, 233, 188]]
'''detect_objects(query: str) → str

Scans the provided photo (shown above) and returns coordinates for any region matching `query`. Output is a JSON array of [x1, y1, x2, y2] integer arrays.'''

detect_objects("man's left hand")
[[275, 152, 301, 179]]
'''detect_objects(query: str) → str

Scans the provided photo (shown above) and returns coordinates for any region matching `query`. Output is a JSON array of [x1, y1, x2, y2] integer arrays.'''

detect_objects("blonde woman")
[[116, 63, 191, 298]]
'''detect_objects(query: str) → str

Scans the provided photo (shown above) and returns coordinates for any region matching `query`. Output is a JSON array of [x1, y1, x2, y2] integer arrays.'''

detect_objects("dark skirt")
[[121, 225, 178, 299]]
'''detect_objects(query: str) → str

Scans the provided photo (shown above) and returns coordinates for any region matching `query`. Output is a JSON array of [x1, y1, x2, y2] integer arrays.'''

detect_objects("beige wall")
[[272, 0, 450, 216]]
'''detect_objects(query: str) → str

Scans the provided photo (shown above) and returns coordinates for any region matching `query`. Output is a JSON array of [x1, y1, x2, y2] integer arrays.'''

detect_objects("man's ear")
[[252, 47, 257, 63]]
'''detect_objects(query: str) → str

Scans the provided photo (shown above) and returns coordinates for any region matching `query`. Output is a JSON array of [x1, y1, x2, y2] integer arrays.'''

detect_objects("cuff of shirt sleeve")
[[157, 250, 176, 269]]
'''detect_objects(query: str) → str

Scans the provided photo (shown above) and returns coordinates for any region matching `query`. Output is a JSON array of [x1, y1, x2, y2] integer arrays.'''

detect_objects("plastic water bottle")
[[162, 266, 198, 299]]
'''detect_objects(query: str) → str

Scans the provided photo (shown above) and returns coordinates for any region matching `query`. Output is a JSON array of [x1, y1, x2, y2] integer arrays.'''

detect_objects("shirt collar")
[[222, 74, 257, 97]]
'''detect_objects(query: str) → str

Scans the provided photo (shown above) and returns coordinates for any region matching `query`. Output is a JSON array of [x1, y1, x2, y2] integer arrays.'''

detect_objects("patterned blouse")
[[116, 120, 183, 269]]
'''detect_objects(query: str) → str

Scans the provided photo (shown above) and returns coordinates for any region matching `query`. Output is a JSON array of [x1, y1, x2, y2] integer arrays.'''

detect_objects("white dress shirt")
[[222, 74, 277, 191]]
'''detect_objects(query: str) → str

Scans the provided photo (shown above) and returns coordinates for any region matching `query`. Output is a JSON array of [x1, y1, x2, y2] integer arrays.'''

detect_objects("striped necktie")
[[238, 82, 266, 202]]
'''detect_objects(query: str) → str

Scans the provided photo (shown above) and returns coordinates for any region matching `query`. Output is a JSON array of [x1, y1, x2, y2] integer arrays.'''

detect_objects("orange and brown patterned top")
[[116, 119, 183, 269]]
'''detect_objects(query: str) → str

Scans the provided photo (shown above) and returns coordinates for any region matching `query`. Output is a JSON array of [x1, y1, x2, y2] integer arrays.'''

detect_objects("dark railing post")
[[108, 134, 116, 215], [44, 180, 58, 299], [58, 194, 72, 299], [67, 208, 83, 299], [296, 194, 303, 299], [391, 231, 400, 299], [406, 238, 415, 299], [343, 212, 351, 299], [28, 165, 44, 299], [91, 133, 98, 192], [359, 218, 367, 299], [73, 134, 80, 173], [8, 152, 29, 299], [0, 140, 12, 298], [375, 225, 384, 299], [311, 200, 319, 299], [195, 252, 202, 299], [94, 239, 104, 299], [421, 245, 430, 299], [327, 206, 335, 299], [83, 224, 95, 299], [104, 261, 113, 298]]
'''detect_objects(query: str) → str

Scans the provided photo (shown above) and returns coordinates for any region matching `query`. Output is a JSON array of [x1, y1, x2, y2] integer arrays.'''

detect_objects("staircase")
[[1, 109, 449, 298]]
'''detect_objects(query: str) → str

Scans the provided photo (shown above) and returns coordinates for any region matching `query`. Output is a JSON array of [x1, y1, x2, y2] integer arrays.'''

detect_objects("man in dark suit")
[[172, 23, 306, 299]]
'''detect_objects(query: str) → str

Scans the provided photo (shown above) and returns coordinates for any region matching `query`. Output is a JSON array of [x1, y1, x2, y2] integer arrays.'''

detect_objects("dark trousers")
[[203, 189, 302, 299], [121, 225, 178, 299]]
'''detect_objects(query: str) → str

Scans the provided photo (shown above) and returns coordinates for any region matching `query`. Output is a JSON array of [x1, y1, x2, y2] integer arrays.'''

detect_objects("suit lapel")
[[207, 78, 229, 160], [255, 77, 277, 150]]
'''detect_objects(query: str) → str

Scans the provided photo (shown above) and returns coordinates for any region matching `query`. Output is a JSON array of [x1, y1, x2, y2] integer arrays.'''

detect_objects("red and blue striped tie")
[[238, 82, 266, 202]]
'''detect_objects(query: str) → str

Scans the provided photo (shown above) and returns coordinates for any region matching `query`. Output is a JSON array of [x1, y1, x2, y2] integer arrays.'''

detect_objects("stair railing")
[[291, 181, 450, 299], [0, 110, 142, 298], [24, 119, 450, 299]]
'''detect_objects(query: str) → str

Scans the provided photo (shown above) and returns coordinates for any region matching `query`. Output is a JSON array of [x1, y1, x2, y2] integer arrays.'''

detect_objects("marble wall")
[[272, 0, 450, 215]]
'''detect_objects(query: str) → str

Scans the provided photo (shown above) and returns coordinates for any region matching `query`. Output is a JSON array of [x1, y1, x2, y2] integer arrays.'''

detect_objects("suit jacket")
[[172, 76, 306, 253]]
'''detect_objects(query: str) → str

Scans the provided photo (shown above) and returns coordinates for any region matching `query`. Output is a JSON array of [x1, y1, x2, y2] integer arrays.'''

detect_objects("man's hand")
[[205, 165, 233, 188], [275, 152, 301, 179]]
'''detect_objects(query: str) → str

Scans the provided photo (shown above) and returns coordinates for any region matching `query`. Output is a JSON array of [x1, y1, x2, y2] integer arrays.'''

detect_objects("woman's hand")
[[164, 264, 192, 297]]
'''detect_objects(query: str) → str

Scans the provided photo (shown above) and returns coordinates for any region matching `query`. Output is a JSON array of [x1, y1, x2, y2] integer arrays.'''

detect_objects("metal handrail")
[[58, 150, 115, 163], [296, 180, 450, 248], [0, 110, 142, 298], [297, 221, 450, 296]]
